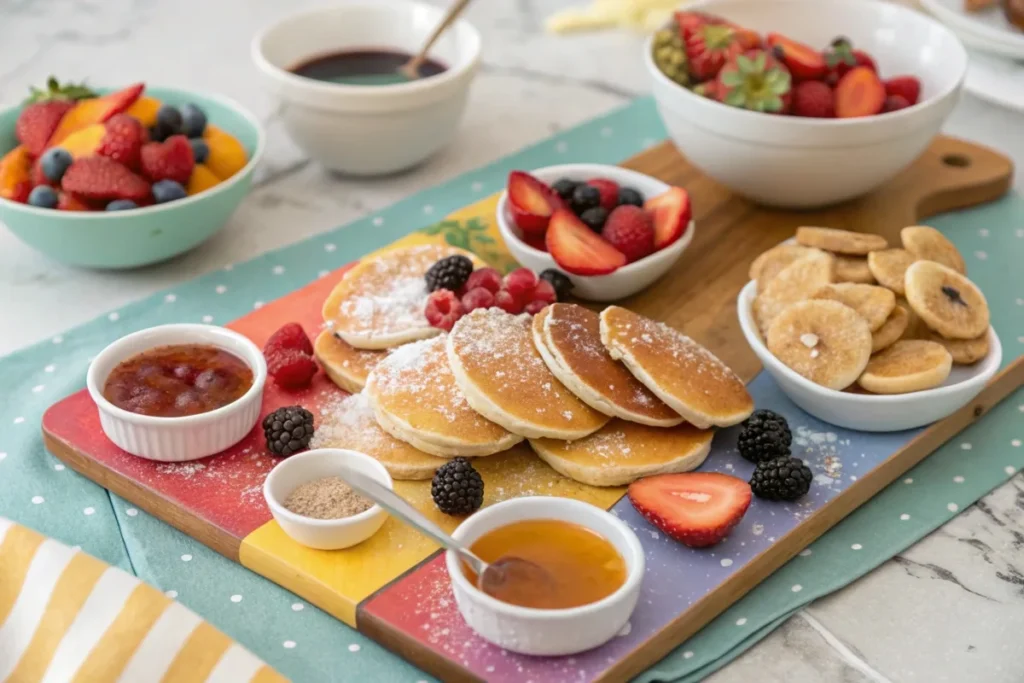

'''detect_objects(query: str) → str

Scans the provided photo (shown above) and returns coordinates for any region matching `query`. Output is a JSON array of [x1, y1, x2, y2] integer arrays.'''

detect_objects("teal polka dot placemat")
[[0, 97, 1021, 682]]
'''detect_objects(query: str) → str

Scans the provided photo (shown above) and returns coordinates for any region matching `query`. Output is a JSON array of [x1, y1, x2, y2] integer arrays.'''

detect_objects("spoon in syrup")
[[398, 0, 474, 81], [337, 466, 556, 601]]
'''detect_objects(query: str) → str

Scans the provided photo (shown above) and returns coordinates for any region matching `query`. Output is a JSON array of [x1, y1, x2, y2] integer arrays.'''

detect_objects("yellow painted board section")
[[239, 446, 624, 627]]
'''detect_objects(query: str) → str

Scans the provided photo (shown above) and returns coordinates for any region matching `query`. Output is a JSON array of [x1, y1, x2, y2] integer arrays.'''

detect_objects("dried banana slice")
[[812, 283, 896, 331], [796, 227, 888, 255], [749, 245, 822, 288], [766, 299, 872, 390], [871, 305, 909, 353], [901, 226, 966, 274], [927, 331, 990, 365], [904, 261, 990, 340], [753, 251, 834, 334], [857, 340, 952, 394], [834, 255, 876, 284], [867, 248, 916, 295]]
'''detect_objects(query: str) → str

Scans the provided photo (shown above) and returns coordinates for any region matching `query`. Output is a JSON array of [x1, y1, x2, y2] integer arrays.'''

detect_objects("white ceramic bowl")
[[86, 324, 266, 462], [495, 164, 695, 301], [263, 448, 391, 550], [737, 280, 1002, 431], [445, 496, 644, 656], [644, 0, 968, 208], [252, 0, 481, 176]]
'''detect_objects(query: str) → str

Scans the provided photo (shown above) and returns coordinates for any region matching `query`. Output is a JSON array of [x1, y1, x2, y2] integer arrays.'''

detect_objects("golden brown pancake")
[[447, 308, 609, 440], [313, 329, 386, 393], [530, 419, 714, 487], [532, 304, 682, 427], [599, 306, 754, 428], [365, 336, 522, 457]]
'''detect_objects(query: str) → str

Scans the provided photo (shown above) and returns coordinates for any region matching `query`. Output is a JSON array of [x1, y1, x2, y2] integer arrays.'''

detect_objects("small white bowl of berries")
[[494, 164, 695, 302]]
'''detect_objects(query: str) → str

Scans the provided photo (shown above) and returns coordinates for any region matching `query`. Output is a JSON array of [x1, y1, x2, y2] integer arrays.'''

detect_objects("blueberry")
[[106, 199, 139, 211], [39, 148, 73, 183], [28, 185, 58, 209], [539, 269, 573, 301], [579, 206, 608, 232], [149, 123, 175, 143], [570, 184, 601, 214], [551, 178, 579, 201], [189, 138, 209, 164], [156, 105, 183, 134], [618, 187, 644, 207], [152, 179, 187, 203], [180, 103, 207, 138]]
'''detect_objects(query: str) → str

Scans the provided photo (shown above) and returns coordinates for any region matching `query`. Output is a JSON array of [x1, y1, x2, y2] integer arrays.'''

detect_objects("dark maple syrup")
[[290, 49, 447, 86]]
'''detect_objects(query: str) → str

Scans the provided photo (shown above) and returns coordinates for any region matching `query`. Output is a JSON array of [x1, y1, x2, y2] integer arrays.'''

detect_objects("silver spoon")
[[337, 466, 555, 600], [398, 0, 474, 81]]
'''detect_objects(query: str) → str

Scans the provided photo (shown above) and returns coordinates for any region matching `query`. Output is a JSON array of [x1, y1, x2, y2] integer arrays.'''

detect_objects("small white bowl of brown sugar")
[[263, 448, 391, 550]]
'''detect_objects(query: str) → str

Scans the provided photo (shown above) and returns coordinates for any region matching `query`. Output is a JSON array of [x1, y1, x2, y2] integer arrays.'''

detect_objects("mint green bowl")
[[0, 87, 265, 269]]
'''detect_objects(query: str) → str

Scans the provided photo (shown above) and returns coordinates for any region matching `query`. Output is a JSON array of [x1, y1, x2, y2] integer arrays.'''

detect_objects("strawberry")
[[97, 114, 146, 169], [267, 349, 318, 390], [884, 76, 921, 106], [675, 11, 760, 49], [264, 322, 314, 357], [507, 171, 561, 235], [692, 80, 723, 100], [140, 134, 195, 185], [835, 67, 886, 118], [56, 192, 94, 211], [425, 290, 464, 331], [545, 209, 626, 276], [61, 156, 151, 203], [586, 178, 619, 212], [522, 232, 548, 252], [628, 472, 752, 548], [766, 33, 827, 81], [791, 81, 835, 118], [716, 50, 792, 114], [882, 95, 911, 113], [686, 22, 746, 82], [16, 101, 75, 157], [644, 187, 691, 250], [601, 206, 654, 263], [824, 38, 876, 85]]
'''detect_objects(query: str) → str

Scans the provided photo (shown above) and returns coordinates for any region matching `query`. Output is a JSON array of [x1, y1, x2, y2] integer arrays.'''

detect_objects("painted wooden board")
[[43, 135, 1021, 683]]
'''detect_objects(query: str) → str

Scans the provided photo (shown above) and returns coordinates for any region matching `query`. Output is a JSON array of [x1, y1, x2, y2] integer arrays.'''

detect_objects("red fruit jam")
[[103, 344, 253, 418]]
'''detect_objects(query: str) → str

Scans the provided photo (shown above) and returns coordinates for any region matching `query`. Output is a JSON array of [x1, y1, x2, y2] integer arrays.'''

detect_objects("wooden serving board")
[[43, 135, 1022, 683]]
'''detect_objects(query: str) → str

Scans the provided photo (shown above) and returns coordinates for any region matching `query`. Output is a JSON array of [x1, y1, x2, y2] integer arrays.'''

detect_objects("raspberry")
[[601, 205, 655, 263], [524, 300, 548, 315], [461, 286, 495, 312], [425, 290, 464, 331], [494, 290, 522, 314], [263, 323, 314, 357], [465, 267, 502, 294], [587, 178, 620, 212], [531, 279, 557, 304], [267, 349, 318, 390], [504, 268, 538, 303]]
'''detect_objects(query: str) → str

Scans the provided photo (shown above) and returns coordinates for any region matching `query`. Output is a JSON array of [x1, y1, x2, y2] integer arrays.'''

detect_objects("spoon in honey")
[[337, 466, 556, 601]]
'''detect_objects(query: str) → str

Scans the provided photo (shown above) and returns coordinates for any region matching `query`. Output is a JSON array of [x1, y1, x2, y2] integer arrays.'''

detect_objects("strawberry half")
[[61, 156, 151, 203], [835, 67, 885, 118], [766, 33, 826, 81], [545, 209, 626, 276], [16, 101, 75, 157], [686, 23, 745, 82], [628, 472, 752, 548], [507, 171, 561, 235], [644, 187, 691, 250]]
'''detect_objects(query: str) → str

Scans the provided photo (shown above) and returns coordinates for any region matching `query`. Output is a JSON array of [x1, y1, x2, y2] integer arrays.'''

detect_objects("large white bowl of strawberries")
[[645, 0, 967, 208], [495, 164, 694, 302]]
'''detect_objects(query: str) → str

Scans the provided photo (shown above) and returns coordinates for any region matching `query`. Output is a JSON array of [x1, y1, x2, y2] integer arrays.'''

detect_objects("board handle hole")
[[942, 154, 971, 168]]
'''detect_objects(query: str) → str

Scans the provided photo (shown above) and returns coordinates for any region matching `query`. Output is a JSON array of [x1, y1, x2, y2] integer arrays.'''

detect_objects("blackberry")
[[737, 409, 792, 463], [579, 206, 609, 232], [570, 185, 601, 214], [431, 457, 484, 515], [425, 255, 474, 292], [263, 406, 315, 457], [750, 456, 813, 502], [618, 187, 644, 207], [551, 178, 579, 201], [539, 269, 573, 301]]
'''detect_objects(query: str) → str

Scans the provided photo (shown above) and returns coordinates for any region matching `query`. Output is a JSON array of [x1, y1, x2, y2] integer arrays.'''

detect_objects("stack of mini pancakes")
[[311, 245, 754, 487]]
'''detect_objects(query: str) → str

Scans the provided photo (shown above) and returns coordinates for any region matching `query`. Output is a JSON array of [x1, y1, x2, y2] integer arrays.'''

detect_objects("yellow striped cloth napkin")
[[0, 517, 286, 682]]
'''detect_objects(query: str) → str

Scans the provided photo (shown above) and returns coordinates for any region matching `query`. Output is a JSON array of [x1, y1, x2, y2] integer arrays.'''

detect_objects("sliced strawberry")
[[835, 67, 885, 118], [766, 33, 827, 81], [628, 472, 751, 548], [507, 171, 560, 235], [521, 231, 548, 252], [587, 178, 619, 211], [16, 101, 75, 157], [644, 187, 691, 250], [545, 210, 627, 276], [883, 76, 921, 106]]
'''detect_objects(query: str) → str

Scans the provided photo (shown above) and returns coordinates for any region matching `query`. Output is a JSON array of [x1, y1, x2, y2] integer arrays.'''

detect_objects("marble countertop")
[[1, 1, 1021, 681]]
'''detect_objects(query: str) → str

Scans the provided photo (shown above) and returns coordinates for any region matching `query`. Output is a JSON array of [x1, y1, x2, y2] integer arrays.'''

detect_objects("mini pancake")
[[901, 226, 966, 274], [857, 340, 952, 394], [871, 305, 909, 353], [867, 248, 916, 295], [447, 308, 609, 440], [904, 261, 990, 340], [834, 256, 875, 284], [811, 283, 895, 331], [309, 392, 446, 481], [796, 227, 888, 255], [365, 336, 522, 457], [323, 244, 481, 350], [532, 304, 682, 427], [752, 250, 835, 333], [748, 244, 822, 289], [530, 419, 714, 487], [599, 306, 754, 428], [313, 329, 386, 393], [926, 331, 990, 365]]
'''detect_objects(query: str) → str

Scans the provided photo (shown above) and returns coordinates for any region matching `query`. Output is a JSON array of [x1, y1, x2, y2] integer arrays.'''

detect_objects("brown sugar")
[[283, 476, 373, 520]]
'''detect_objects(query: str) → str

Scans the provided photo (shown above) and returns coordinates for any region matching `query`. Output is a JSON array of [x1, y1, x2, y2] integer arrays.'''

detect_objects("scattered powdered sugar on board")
[[793, 425, 847, 488]]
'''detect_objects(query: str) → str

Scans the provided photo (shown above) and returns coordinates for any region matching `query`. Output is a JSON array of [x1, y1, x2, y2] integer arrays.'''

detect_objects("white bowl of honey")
[[445, 496, 644, 656]]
